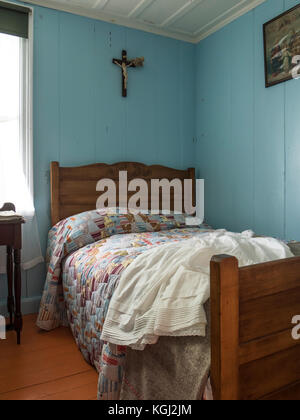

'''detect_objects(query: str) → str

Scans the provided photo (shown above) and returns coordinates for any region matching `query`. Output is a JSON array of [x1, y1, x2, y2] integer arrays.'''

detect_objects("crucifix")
[[113, 50, 145, 97]]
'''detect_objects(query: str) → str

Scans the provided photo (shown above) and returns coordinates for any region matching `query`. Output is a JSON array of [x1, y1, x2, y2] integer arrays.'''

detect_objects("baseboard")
[[0, 296, 41, 316]]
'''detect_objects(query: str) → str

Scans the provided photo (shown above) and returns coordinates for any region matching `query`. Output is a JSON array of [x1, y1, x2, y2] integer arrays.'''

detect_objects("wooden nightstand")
[[0, 203, 25, 345]]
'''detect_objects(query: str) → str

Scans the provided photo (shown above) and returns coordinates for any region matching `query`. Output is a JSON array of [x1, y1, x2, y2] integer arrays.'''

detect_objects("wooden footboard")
[[211, 255, 300, 400]]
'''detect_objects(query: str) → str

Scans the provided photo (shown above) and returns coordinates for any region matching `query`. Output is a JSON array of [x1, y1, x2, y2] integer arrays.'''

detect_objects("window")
[[0, 2, 33, 213], [0, 3, 43, 271], [0, 32, 33, 213]]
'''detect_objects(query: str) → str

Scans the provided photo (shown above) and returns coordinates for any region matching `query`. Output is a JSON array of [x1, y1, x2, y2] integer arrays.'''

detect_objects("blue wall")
[[196, 0, 300, 240], [3, 0, 299, 316], [0, 3, 196, 315]]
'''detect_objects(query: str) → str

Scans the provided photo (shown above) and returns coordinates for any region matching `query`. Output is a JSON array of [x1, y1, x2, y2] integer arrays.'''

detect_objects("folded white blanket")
[[101, 230, 293, 350]]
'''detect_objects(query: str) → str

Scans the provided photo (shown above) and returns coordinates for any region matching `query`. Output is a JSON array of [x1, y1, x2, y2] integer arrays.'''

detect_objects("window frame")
[[1, 1, 34, 197]]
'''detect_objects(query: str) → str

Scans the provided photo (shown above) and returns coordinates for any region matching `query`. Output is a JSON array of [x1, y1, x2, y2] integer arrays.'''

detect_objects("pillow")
[[47, 209, 187, 262], [91, 208, 187, 237]]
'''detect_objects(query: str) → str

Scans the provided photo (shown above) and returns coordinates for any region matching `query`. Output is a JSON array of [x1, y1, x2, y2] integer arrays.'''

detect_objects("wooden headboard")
[[50, 161, 196, 226]]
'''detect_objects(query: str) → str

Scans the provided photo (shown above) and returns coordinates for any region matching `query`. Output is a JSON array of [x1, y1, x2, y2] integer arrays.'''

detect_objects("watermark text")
[[96, 171, 204, 221], [292, 315, 300, 340]]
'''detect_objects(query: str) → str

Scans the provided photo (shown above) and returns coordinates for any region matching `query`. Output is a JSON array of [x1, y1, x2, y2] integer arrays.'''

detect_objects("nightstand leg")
[[14, 249, 23, 345], [6, 246, 14, 328]]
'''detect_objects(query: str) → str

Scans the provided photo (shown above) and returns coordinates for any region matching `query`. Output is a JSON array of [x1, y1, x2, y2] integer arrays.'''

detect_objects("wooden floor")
[[0, 314, 98, 400]]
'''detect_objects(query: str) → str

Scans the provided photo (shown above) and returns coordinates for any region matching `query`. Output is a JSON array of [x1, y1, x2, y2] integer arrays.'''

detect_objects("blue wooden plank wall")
[[196, 0, 300, 241]]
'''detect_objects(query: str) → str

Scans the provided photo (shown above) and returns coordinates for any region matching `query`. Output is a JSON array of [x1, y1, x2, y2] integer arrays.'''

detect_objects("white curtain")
[[0, 33, 43, 273]]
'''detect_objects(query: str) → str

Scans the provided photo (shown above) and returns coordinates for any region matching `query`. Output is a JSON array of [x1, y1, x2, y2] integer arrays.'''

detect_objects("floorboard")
[[0, 314, 98, 400]]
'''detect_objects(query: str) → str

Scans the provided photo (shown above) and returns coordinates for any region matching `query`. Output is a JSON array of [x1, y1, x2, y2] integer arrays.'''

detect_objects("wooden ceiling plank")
[[128, 0, 154, 18], [93, 0, 110, 10], [18, 0, 267, 43], [194, 0, 266, 41], [160, 0, 204, 28], [193, 0, 249, 36]]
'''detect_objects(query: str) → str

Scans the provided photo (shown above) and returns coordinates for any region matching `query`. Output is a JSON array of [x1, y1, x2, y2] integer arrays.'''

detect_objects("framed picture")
[[264, 3, 300, 88]]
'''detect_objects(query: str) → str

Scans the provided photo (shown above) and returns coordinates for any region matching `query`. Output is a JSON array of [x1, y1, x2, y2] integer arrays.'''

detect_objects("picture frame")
[[263, 3, 300, 88]]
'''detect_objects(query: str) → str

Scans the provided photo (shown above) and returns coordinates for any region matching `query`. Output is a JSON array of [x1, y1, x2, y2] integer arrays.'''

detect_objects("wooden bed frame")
[[211, 255, 300, 400], [50, 161, 300, 400], [50, 161, 195, 226]]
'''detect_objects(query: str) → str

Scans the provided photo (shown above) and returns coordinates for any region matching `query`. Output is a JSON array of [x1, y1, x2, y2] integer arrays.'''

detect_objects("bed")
[[38, 161, 300, 400]]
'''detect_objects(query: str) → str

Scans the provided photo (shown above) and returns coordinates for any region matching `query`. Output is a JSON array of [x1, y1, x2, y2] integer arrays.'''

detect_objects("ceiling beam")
[[127, 0, 153, 18], [160, 0, 204, 28], [194, 0, 267, 42], [194, 0, 249, 35], [93, 0, 109, 10]]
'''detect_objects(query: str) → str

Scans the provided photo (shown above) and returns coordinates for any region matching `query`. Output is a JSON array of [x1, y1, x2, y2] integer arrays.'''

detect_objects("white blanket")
[[101, 230, 293, 350]]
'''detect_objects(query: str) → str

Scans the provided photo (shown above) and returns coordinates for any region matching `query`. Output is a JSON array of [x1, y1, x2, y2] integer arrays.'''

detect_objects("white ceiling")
[[26, 0, 267, 43]]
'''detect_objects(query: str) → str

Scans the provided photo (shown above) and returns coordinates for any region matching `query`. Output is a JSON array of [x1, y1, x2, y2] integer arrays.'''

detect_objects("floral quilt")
[[37, 209, 212, 400]]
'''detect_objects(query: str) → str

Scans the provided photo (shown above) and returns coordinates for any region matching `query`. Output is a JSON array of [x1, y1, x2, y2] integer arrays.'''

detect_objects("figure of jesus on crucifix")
[[113, 50, 144, 97]]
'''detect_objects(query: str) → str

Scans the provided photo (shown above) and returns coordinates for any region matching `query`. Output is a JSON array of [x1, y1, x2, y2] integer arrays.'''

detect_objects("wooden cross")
[[113, 50, 144, 97]]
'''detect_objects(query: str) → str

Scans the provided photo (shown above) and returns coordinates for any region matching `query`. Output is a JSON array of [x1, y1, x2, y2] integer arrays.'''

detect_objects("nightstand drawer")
[[0, 224, 22, 248]]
